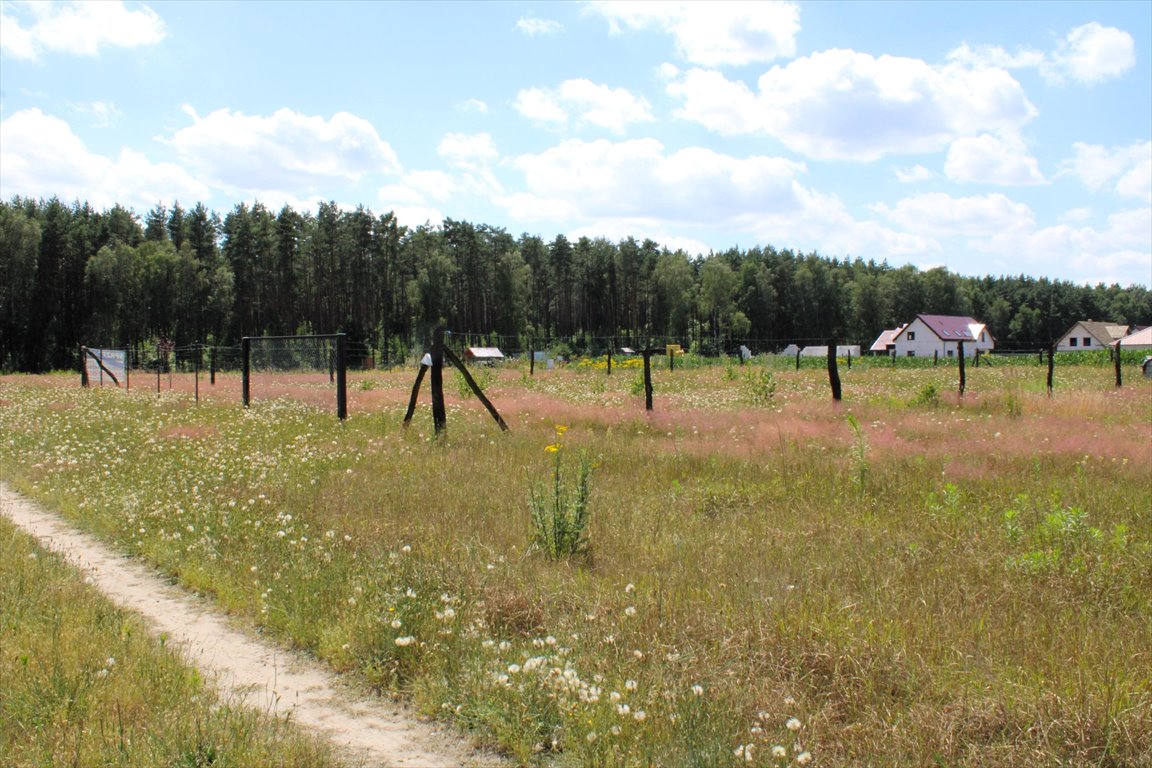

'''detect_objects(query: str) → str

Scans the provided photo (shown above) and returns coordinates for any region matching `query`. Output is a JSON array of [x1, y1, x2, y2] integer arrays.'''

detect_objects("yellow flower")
[[545, 444, 561, 453], [554, 424, 569, 436]]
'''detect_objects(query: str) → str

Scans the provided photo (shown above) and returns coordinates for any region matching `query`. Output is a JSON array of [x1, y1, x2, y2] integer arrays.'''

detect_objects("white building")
[[1118, 326, 1152, 350], [889, 314, 994, 359], [1056, 320, 1129, 352]]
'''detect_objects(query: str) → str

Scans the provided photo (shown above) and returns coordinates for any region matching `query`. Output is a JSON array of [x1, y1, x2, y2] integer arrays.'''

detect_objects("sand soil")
[[0, 482, 504, 768]]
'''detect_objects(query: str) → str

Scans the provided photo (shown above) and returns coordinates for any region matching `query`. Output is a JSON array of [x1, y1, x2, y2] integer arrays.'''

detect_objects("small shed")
[[465, 347, 504, 364]]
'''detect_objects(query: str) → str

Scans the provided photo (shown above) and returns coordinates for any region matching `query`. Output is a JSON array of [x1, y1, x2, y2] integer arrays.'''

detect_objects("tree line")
[[2, 196, 1150, 372]]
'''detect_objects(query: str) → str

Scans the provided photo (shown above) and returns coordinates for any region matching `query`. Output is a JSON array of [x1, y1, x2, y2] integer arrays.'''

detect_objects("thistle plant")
[[529, 425, 593, 559]]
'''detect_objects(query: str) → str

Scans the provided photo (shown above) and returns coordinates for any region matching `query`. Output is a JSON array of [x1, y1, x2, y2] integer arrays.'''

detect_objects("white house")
[[889, 314, 994, 358], [1117, 326, 1152, 351], [1056, 320, 1129, 352], [869, 325, 905, 355]]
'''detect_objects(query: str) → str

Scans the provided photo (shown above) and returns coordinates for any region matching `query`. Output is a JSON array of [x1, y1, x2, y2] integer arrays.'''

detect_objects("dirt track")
[[0, 482, 503, 768]]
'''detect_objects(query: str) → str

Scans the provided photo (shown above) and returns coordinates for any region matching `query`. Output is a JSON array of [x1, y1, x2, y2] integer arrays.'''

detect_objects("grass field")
[[1, 356, 1150, 767]]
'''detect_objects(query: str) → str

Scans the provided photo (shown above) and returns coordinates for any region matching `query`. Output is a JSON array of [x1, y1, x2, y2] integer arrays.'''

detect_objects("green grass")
[[0, 515, 337, 767], [1, 361, 1150, 767]]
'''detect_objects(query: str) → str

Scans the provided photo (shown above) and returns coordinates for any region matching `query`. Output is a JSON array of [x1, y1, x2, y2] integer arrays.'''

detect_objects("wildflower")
[[633, 649, 644, 660], [625, 679, 637, 691], [394, 636, 415, 647], [772, 745, 787, 758], [786, 717, 802, 731], [545, 444, 561, 453], [508, 664, 521, 674], [625, 582, 635, 593], [624, 606, 636, 617], [633, 709, 646, 722], [795, 752, 812, 765], [401, 545, 411, 554], [391, 619, 402, 629], [691, 684, 704, 696]]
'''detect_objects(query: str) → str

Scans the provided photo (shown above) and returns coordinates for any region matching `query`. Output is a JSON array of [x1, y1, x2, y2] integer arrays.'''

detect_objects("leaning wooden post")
[[1046, 343, 1055, 397], [933, 349, 938, 366], [669, 346, 675, 372], [402, 360, 429, 428], [431, 326, 446, 435], [607, 340, 612, 376], [846, 348, 851, 370], [443, 346, 509, 431], [1114, 342, 1123, 388], [194, 343, 200, 402], [529, 342, 535, 376], [795, 348, 802, 371], [827, 339, 842, 402], [210, 345, 216, 385], [80, 345, 89, 387], [957, 340, 966, 396], [642, 348, 654, 411]]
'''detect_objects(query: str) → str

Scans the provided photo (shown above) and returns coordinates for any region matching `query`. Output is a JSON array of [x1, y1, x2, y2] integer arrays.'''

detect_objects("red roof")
[[915, 314, 983, 341]]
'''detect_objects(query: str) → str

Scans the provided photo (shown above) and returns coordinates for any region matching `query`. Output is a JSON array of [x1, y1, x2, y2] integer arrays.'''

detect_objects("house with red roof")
[[886, 314, 994, 359]]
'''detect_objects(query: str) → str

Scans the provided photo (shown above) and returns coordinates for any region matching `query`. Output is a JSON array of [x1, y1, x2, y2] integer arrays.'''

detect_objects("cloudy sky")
[[2, 0, 1150, 286]]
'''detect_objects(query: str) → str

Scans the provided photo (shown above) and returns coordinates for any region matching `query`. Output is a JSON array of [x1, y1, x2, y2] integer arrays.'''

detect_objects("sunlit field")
[[2, 355, 1150, 767]]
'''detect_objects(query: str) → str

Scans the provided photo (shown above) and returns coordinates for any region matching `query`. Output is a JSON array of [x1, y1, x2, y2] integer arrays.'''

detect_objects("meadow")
[[1, 355, 1149, 767]]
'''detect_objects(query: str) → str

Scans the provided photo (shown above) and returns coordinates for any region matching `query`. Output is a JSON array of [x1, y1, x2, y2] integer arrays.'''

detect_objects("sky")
[[1, 0, 1150, 287]]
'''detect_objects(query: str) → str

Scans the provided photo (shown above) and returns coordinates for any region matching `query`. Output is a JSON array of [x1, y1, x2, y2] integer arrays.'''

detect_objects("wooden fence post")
[[241, 337, 251, 407], [1046, 344, 1054, 397], [1115, 343, 1123, 388], [795, 348, 801, 370], [642, 348, 655, 411], [431, 326, 446, 435], [957, 340, 966, 396], [336, 333, 347, 420], [827, 340, 842, 402]]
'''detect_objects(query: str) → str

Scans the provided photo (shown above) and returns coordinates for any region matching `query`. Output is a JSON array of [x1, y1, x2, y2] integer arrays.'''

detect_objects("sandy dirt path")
[[0, 482, 504, 768]]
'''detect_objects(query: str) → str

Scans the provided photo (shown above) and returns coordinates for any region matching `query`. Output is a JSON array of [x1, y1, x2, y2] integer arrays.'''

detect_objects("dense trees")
[[1, 196, 1150, 372]]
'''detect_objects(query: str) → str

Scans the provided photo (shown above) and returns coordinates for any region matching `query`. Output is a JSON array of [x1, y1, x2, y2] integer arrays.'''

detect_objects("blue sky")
[[2, 0, 1150, 287]]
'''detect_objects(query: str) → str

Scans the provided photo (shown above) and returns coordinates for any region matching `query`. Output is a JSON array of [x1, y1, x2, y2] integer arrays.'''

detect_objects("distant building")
[[1056, 320, 1129, 352], [800, 345, 861, 357], [1117, 327, 1152, 351], [868, 325, 905, 355], [885, 314, 994, 359], [464, 347, 504, 364]]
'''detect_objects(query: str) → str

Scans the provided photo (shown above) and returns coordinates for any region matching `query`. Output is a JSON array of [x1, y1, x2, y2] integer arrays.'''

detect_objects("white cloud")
[[946, 42, 1045, 71], [588, 0, 799, 67], [1065, 141, 1152, 203], [894, 164, 933, 183], [437, 133, 503, 198], [516, 17, 562, 36], [514, 79, 655, 134], [457, 98, 489, 114], [69, 100, 124, 128], [0, 108, 208, 209], [507, 138, 806, 223], [438, 132, 499, 167], [0, 1, 166, 60], [980, 207, 1152, 285], [668, 50, 1037, 161], [1044, 22, 1135, 84], [944, 134, 1046, 186], [871, 192, 1035, 239], [513, 88, 569, 128], [167, 106, 401, 194], [947, 23, 1135, 86]]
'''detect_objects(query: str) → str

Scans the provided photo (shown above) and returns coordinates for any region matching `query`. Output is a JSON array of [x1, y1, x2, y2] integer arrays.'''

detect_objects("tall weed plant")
[[529, 425, 593, 559]]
